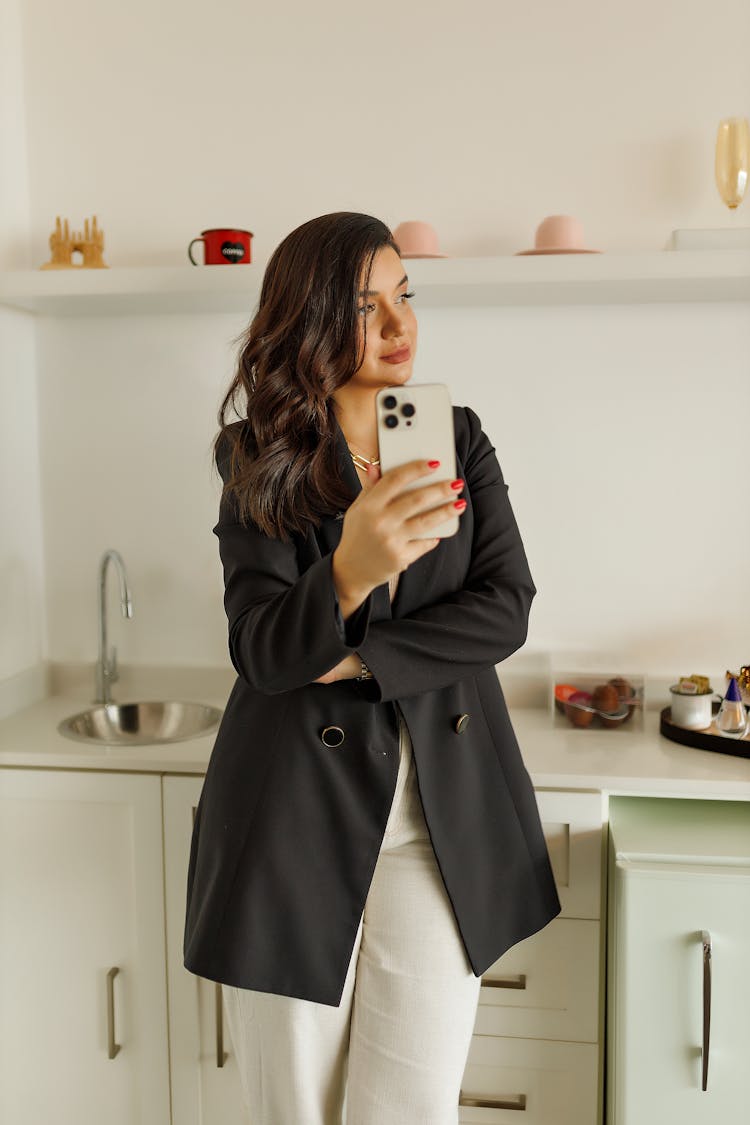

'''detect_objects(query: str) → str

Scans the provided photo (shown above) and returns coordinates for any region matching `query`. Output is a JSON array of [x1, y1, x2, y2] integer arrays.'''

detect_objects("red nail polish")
[[450, 479, 464, 491], [454, 499, 467, 510], [428, 460, 440, 469]]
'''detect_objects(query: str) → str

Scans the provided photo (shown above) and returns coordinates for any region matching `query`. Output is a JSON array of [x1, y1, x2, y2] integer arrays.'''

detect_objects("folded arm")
[[355, 407, 536, 702], [213, 408, 534, 699]]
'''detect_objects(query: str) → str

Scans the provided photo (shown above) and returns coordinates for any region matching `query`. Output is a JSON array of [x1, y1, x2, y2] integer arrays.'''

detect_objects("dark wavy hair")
[[216, 212, 399, 540]]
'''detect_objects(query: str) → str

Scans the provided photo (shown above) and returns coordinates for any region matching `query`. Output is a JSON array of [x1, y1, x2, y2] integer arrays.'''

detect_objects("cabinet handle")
[[481, 973, 527, 990], [459, 1091, 527, 1111], [215, 982, 228, 1068], [700, 929, 711, 1092], [106, 967, 121, 1059]]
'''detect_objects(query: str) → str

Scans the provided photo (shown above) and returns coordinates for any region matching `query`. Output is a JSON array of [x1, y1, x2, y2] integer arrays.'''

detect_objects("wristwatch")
[[356, 658, 373, 682]]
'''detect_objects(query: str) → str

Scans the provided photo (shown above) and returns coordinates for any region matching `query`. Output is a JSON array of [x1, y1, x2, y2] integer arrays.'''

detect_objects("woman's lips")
[[381, 346, 411, 364]]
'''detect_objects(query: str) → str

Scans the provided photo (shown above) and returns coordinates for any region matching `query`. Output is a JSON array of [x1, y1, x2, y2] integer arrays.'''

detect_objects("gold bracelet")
[[356, 659, 373, 682]]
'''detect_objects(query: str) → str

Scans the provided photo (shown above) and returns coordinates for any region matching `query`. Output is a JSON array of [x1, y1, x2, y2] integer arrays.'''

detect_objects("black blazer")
[[184, 405, 561, 1006]]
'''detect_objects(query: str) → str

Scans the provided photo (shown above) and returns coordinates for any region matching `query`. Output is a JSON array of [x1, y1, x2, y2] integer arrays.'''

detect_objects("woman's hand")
[[332, 459, 465, 620], [313, 652, 362, 684]]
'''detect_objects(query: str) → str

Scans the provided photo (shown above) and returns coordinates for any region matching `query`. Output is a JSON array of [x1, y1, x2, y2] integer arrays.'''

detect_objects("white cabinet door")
[[0, 769, 170, 1125], [163, 775, 249, 1125], [608, 795, 750, 1125], [609, 863, 750, 1124]]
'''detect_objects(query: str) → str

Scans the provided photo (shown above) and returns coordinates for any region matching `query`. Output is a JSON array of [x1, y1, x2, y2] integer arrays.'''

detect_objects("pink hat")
[[516, 214, 600, 255], [392, 220, 447, 259]]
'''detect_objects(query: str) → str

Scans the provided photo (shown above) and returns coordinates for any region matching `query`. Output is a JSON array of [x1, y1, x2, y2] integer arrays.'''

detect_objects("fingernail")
[[450, 479, 464, 491], [428, 460, 440, 469], [454, 499, 467, 510]]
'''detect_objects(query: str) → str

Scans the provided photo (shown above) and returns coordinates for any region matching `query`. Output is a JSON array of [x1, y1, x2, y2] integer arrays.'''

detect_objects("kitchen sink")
[[58, 700, 223, 746]]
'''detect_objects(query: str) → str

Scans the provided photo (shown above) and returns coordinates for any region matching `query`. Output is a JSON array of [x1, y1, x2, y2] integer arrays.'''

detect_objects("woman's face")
[[351, 246, 418, 389]]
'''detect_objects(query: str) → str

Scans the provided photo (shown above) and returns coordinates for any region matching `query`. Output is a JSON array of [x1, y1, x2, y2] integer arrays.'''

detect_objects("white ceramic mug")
[[669, 686, 720, 730]]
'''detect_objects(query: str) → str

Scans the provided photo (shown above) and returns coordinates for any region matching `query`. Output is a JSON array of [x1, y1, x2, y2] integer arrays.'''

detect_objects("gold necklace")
[[348, 447, 380, 474]]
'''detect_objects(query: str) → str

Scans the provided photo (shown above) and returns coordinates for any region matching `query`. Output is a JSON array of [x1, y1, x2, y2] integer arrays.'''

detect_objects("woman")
[[184, 212, 561, 1123]]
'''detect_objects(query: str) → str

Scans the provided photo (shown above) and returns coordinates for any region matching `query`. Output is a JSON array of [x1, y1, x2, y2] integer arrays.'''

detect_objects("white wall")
[[0, 0, 44, 689], [0, 0, 31, 270], [16, 0, 750, 266], [0, 310, 45, 682], [418, 301, 750, 675], [37, 299, 750, 681], [36, 312, 239, 668], [7, 0, 750, 688]]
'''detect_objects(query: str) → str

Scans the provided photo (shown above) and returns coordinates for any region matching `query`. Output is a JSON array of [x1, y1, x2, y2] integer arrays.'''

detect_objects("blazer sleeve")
[[355, 406, 536, 702], [214, 438, 371, 695]]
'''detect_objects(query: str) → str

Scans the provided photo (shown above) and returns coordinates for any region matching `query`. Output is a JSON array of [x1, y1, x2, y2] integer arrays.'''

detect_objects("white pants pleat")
[[223, 711, 482, 1124]]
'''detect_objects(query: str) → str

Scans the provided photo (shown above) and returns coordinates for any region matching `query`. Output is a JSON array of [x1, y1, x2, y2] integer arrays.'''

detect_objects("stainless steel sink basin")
[[58, 700, 223, 746]]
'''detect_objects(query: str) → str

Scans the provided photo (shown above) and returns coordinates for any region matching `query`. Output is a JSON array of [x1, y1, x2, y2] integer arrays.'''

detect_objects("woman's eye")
[[358, 302, 376, 316], [397, 290, 415, 303]]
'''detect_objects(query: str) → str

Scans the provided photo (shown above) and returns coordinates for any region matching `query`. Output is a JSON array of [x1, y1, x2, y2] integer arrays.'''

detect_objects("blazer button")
[[320, 725, 345, 749], [454, 713, 470, 734]]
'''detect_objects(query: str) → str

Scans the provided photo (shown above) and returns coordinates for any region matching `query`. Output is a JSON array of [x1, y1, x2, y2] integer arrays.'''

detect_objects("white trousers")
[[224, 711, 482, 1124]]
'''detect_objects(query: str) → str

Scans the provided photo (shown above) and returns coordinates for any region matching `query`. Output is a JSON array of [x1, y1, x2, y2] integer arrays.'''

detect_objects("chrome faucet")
[[95, 549, 133, 704]]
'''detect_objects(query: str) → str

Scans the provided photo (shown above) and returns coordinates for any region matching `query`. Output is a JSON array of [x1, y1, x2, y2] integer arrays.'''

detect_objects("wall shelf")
[[1, 250, 750, 316]]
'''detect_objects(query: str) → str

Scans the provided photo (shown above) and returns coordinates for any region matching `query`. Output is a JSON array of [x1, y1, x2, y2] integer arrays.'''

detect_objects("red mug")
[[188, 228, 253, 265]]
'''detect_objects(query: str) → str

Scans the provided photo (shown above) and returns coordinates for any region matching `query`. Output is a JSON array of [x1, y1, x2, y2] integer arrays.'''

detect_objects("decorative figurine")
[[40, 215, 108, 269], [726, 666, 750, 706], [715, 676, 748, 739]]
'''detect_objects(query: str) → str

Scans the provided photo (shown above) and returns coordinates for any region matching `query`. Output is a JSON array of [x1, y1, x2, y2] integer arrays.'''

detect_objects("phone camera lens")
[[382, 394, 397, 410], [384, 414, 398, 429], [401, 403, 416, 418]]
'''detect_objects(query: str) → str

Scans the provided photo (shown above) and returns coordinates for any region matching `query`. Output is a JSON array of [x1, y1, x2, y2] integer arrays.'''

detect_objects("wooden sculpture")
[[40, 215, 108, 269]]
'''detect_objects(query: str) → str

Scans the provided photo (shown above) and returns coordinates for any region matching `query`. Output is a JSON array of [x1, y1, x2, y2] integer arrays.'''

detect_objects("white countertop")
[[1, 664, 749, 799], [0, 665, 229, 775], [511, 708, 750, 799], [0, 690, 220, 774]]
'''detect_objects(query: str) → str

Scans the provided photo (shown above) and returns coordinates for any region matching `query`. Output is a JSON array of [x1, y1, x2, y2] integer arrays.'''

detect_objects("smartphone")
[[375, 383, 459, 539]]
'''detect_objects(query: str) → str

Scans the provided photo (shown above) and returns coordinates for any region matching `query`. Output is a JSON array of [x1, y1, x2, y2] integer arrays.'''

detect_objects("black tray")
[[660, 706, 750, 761]]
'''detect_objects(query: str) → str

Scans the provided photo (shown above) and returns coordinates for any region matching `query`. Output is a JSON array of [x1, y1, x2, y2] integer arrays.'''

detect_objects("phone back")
[[376, 383, 459, 538]]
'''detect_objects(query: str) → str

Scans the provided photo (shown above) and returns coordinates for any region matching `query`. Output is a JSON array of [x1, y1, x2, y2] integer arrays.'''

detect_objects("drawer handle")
[[481, 973, 527, 991], [700, 929, 711, 1092], [215, 982, 228, 1068], [106, 967, 121, 1059], [459, 1091, 527, 1111]]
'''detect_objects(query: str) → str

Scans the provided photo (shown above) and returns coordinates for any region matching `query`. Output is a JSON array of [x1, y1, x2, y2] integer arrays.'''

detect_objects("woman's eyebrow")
[[358, 274, 409, 297]]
